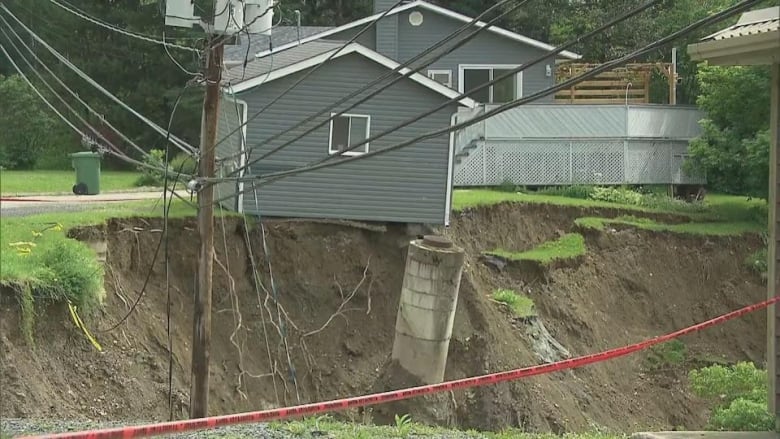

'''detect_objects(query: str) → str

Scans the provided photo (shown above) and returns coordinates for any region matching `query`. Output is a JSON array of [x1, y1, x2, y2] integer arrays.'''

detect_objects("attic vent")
[[409, 11, 424, 26]]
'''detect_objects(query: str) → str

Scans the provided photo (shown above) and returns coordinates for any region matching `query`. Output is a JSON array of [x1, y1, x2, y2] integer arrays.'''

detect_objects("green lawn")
[[575, 215, 764, 236], [453, 189, 659, 212], [486, 233, 586, 264], [0, 170, 145, 195]]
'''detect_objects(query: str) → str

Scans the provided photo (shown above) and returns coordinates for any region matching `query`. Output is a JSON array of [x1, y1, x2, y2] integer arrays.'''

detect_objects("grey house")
[[216, 0, 579, 225]]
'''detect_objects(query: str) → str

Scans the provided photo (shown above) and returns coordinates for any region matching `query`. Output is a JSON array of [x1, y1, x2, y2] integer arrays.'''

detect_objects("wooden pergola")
[[688, 5, 780, 428]]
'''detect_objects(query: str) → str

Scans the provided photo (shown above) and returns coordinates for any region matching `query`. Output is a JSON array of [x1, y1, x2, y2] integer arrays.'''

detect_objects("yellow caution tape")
[[67, 301, 102, 352]]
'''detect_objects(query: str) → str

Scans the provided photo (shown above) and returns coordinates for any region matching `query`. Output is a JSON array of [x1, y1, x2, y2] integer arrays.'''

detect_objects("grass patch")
[[745, 248, 768, 276], [492, 289, 536, 318], [0, 170, 145, 195], [575, 215, 763, 236], [0, 199, 204, 342], [486, 233, 586, 264]]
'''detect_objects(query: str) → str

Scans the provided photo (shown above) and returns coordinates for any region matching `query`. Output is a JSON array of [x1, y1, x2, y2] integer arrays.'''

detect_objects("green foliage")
[[689, 362, 774, 431], [0, 75, 75, 169], [589, 187, 644, 206], [686, 65, 772, 198], [487, 233, 586, 264], [169, 152, 198, 175], [134, 149, 166, 187], [538, 185, 595, 200], [645, 340, 686, 370], [492, 289, 536, 318], [394, 414, 413, 436], [496, 179, 518, 193], [745, 248, 767, 276]]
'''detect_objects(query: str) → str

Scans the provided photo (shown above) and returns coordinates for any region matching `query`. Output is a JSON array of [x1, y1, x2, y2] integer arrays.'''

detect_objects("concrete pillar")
[[392, 235, 465, 384]]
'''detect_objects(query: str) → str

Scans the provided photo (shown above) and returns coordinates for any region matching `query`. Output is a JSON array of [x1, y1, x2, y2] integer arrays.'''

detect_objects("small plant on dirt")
[[492, 289, 536, 318], [394, 414, 413, 436], [689, 361, 775, 431], [745, 248, 767, 277], [645, 340, 687, 370]]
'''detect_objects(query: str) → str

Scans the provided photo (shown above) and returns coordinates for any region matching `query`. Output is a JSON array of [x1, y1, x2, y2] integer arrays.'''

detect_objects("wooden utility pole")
[[190, 36, 224, 419]]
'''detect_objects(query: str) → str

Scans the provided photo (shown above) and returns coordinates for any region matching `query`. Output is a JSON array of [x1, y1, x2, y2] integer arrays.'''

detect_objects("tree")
[[686, 65, 771, 198], [0, 75, 61, 169]]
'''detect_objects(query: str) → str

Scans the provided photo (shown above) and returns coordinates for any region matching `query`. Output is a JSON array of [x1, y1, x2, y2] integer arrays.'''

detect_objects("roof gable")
[[253, 0, 580, 60], [224, 42, 478, 108]]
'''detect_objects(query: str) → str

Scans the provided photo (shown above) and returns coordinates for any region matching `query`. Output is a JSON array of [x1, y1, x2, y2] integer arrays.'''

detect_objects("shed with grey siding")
[[218, 41, 476, 225]]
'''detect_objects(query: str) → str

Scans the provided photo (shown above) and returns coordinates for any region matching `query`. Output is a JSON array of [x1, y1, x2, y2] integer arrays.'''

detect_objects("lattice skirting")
[[453, 140, 706, 187]]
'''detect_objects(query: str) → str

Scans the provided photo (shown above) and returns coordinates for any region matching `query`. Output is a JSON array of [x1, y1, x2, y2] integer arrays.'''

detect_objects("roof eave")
[[688, 30, 780, 66]]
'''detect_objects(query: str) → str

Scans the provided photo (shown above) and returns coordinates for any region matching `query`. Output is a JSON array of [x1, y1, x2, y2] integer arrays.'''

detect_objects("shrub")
[[589, 186, 644, 206], [745, 248, 767, 277], [169, 152, 197, 176], [134, 149, 166, 187], [689, 362, 774, 431], [539, 185, 594, 199]]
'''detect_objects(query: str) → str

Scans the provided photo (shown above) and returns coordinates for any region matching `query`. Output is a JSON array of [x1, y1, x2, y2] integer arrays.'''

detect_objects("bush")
[[589, 187, 644, 206], [689, 362, 774, 431], [169, 152, 197, 175], [134, 149, 166, 187], [646, 340, 687, 369], [538, 185, 595, 199]]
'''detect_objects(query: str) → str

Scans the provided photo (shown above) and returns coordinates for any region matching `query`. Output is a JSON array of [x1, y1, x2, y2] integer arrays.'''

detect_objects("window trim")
[[328, 112, 371, 156], [457, 64, 524, 103], [427, 69, 453, 88]]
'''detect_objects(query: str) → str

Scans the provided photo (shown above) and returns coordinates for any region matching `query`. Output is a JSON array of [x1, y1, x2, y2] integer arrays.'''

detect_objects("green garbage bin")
[[70, 151, 101, 195]]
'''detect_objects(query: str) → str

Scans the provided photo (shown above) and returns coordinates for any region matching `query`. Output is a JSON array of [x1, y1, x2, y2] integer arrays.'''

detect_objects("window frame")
[[427, 69, 453, 88], [457, 64, 524, 103], [328, 112, 371, 156]]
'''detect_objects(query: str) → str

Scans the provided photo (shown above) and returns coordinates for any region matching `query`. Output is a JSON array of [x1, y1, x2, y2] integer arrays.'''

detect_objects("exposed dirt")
[[0, 202, 766, 433]]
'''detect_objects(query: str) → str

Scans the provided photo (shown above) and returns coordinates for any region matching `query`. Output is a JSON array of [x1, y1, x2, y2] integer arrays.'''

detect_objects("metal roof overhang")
[[687, 30, 780, 66]]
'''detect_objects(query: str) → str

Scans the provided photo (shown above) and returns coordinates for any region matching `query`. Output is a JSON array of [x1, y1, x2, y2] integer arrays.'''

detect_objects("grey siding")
[[400, 8, 556, 99], [325, 27, 377, 50], [367, 7, 557, 102], [375, 14, 399, 59], [215, 96, 244, 211], [236, 53, 458, 224]]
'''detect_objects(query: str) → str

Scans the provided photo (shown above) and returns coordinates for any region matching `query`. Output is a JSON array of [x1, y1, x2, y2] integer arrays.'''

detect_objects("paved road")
[[0, 191, 185, 217]]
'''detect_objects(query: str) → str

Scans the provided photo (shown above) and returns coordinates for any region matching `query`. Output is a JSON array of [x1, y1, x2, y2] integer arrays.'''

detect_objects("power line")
[[210, 0, 408, 153], [0, 3, 198, 156], [47, 0, 201, 52], [217, 0, 529, 167], [227, 0, 662, 180], [212, 0, 759, 204]]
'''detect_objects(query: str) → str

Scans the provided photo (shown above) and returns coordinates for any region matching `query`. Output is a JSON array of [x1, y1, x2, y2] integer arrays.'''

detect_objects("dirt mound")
[[0, 203, 766, 433]]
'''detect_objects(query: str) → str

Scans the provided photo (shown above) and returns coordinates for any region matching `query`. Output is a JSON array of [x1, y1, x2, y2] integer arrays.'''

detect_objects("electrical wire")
[[96, 85, 192, 334], [217, 0, 529, 167], [0, 3, 198, 156], [0, 14, 188, 173], [226, 0, 662, 180], [47, 0, 201, 52], [212, 0, 760, 203], [211, 0, 408, 151]]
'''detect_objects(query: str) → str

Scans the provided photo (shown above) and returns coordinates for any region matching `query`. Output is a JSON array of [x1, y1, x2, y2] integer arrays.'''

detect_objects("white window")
[[328, 113, 371, 156], [427, 69, 452, 88], [458, 65, 523, 103]]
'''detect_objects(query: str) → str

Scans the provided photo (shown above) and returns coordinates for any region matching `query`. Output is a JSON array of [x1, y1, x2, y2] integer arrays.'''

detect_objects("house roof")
[[702, 6, 779, 41], [224, 26, 334, 64], [252, 0, 581, 60], [688, 6, 779, 66], [224, 41, 478, 108]]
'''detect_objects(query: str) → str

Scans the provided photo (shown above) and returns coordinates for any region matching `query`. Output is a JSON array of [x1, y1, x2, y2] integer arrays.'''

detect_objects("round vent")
[[409, 11, 424, 26]]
